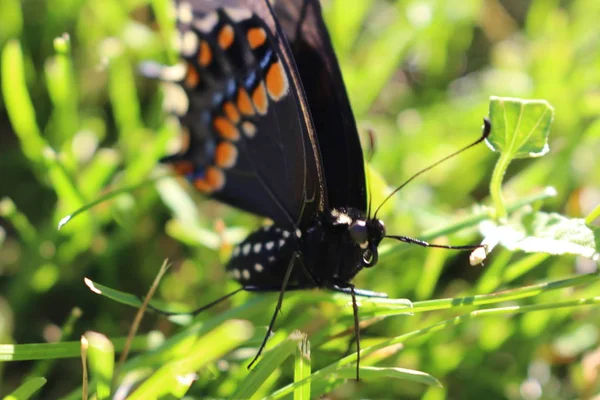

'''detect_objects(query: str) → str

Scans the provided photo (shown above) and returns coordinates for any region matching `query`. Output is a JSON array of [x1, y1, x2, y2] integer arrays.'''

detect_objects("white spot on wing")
[[195, 12, 218, 33], [233, 246, 240, 257], [224, 7, 252, 22], [242, 243, 251, 255], [162, 82, 189, 116], [242, 269, 250, 280], [232, 269, 241, 280], [254, 263, 263, 272], [265, 241, 274, 250], [253, 243, 262, 253], [278, 239, 285, 248], [242, 122, 257, 138], [181, 31, 199, 57], [177, 2, 193, 24], [159, 63, 187, 82], [282, 230, 290, 238], [268, 256, 275, 263], [295, 229, 302, 238]]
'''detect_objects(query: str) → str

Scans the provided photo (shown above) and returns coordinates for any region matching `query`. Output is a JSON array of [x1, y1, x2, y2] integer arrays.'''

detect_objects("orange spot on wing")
[[184, 63, 200, 88], [213, 116, 240, 141], [218, 25, 235, 49], [247, 27, 266, 49], [194, 179, 211, 192], [265, 60, 288, 100], [236, 88, 255, 116], [172, 160, 194, 175], [222, 101, 240, 123], [198, 40, 212, 66], [194, 167, 225, 193], [251, 83, 268, 115], [206, 167, 225, 190], [215, 142, 238, 169]]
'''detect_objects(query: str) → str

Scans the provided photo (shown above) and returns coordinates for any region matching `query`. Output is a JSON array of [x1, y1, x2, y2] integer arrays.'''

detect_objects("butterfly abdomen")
[[227, 225, 303, 288]]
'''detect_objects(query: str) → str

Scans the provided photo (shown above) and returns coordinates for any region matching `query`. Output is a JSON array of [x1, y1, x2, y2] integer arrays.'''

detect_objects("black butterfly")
[[147, 0, 489, 378]]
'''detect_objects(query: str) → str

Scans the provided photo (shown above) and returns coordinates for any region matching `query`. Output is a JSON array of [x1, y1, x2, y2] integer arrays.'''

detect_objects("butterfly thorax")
[[302, 207, 385, 284]]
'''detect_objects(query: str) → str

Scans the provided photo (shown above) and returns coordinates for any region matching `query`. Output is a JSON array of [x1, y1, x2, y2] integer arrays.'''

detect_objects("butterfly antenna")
[[366, 128, 376, 218], [373, 118, 491, 219], [385, 234, 483, 250]]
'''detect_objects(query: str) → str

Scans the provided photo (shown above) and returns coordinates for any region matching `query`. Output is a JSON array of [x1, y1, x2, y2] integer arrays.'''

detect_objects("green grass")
[[1, 0, 600, 398]]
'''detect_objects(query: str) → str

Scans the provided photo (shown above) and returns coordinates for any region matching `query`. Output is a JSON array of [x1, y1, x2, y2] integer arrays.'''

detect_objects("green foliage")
[[1, 0, 600, 399], [486, 96, 554, 220], [480, 211, 599, 260], [487, 97, 553, 159], [83, 332, 114, 399], [3, 377, 46, 400]]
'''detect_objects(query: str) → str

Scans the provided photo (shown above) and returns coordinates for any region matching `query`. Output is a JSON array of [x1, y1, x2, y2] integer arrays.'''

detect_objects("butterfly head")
[[330, 208, 385, 269]]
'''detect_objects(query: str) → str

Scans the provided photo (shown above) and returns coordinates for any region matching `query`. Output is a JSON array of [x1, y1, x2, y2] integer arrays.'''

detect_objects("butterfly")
[[145, 0, 489, 379]]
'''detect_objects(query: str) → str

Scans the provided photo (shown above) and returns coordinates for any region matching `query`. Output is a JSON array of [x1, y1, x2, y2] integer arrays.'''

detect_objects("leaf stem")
[[585, 203, 600, 226], [489, 151, 512, 221]]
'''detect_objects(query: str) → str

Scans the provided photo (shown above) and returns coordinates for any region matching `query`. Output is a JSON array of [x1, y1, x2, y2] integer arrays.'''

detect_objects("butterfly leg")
[[247, 251, 300, 370], [140, 287, 245, 316], [329, 282, 361, 380], [328, 283, 390, 380]]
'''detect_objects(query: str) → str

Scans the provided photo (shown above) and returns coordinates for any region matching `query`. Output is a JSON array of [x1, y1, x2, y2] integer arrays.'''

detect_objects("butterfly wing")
[[157, 0, 327, 229], [272, 0, 367, 212]]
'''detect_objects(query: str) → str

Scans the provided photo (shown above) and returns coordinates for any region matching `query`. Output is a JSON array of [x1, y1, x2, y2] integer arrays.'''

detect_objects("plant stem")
[[585, 203, 600, 226], [489, 152, 512, 221]]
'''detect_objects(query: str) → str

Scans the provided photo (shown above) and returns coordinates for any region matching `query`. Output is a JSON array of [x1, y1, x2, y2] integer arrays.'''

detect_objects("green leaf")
[[3, 377, 47, 400], [0, 336, 155, 362], [84, 277, 146, 308], [479, 211, 599, 260], [45, 33, 78, 144], [306, 366, 441, 398], [1, 40, 47, 167], [294, 335, 311, 400], [233, 331, 305, 399], [486, 97, 555, 220], [84, 277, 198, 324], [0, 0, 22, 43], [334, 366, 442, 386], [127, 319, 252, 399], [57, 178, 160, 230], [84, 332, 115, 400], [151, 0, 178, 64], [487, 96, 554, 158]]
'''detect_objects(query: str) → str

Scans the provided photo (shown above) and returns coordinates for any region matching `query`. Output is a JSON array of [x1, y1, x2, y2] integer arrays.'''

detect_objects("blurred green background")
[[1, 0, 599, 398]]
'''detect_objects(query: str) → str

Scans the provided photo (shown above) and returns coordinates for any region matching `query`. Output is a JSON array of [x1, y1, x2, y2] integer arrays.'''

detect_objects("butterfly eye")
[[349, 220, 368, 248]]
